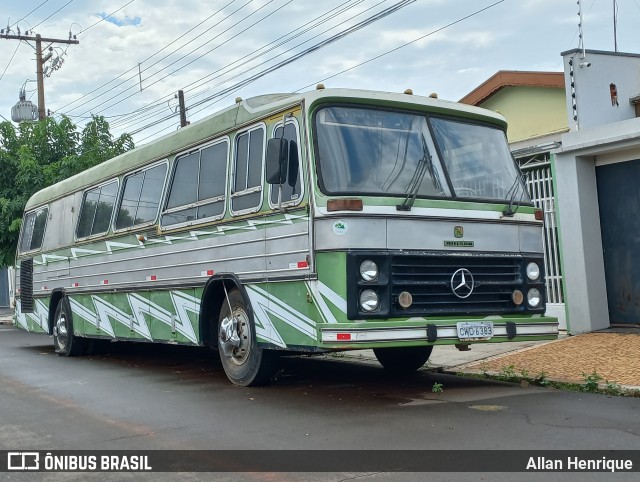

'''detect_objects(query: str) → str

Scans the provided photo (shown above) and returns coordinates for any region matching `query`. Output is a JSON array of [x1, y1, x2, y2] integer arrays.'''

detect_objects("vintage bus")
[[14, 87, 558, 386]]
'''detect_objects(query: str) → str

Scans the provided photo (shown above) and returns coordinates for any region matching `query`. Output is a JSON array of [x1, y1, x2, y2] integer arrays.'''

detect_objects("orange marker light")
[[327, 198, 363, 212]]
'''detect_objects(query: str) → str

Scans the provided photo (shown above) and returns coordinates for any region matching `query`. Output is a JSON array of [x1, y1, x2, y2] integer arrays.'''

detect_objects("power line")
[[60, 0, 368, 128], [127, 0, 414, 136], [139, 0, 507, 141], [186, 1, 413, 112], [177, 0, 368, 104], [10, 0, 50, 29], [58, 0, 231, 112], [61, 0, 257, 116], [114, 0, 381, 132], [76, 0, 135, 36], [76, 0, 288, 118], [31, 0, 75, 31], [0, 41, 21, 82], [120, 0, 404, 135], [110, 0, 365, 131], [296, 0, 506, 91]]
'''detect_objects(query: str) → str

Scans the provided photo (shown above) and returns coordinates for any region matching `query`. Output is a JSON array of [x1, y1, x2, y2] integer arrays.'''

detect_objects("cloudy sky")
[[1, 0, 639, 144]]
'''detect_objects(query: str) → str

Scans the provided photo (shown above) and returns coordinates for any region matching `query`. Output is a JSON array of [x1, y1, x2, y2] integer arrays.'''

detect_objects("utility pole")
[[177, 90, 189, 127], [1, 33, 79, 120]]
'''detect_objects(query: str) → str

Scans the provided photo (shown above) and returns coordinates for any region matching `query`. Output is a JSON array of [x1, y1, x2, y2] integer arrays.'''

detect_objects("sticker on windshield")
[[333, 219, 348, 236]]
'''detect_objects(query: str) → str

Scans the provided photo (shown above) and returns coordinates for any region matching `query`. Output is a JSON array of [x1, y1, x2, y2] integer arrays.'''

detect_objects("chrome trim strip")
[[50, 230, 308, 271], [33, 248, 310, 283]]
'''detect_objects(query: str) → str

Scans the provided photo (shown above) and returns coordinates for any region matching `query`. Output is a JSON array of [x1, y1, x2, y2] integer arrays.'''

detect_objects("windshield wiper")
[[397, 133, 437, 211], [502, 171, 527, 216]]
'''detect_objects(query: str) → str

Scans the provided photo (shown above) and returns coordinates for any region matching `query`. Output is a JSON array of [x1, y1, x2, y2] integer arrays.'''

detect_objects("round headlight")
[[360, 289, 379, 312], [526, 262, 540, 281], [360, 260, 379, 282], [527, 288, 541, 308]]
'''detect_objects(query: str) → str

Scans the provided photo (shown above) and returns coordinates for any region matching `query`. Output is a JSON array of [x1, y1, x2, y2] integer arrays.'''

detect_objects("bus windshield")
[[314, 105, 530, 204]]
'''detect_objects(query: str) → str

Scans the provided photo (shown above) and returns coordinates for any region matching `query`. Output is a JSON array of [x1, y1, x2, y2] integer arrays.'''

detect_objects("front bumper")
[[319, 316, 558, 348]]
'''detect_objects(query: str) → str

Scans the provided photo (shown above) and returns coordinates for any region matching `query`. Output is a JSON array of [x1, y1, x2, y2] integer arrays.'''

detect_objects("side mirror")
[[266, 138, 288, 185]]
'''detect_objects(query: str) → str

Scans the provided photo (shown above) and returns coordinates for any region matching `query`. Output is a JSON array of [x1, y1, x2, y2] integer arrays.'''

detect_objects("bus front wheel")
[[373, 345, 433, 373], [217, 288, 276, 386], [53, 298, 86, 357]]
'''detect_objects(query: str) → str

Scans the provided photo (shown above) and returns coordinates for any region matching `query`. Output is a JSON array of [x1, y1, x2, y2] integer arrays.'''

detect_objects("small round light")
[[398, 291, 413, 308], [359, 260, 378, 282], [526, 262, 540, 281], [512, 290, 524, 306], [527, 288, 541, 308], [360, 289, 379, 312]]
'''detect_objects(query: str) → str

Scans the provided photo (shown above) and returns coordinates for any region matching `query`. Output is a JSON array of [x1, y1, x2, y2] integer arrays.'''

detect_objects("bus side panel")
[[14, 297, 50, 334], [248, 281, 319, 350]]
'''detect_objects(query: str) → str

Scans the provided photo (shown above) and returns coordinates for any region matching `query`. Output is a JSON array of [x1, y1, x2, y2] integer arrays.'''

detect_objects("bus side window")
[[231, 125, 265, 214], [115, 163, 168, 230], [20, 207, 48, 253], [270, 121, 302, 206], [162, 140, 229, 227], [76, 180, 119, 238]]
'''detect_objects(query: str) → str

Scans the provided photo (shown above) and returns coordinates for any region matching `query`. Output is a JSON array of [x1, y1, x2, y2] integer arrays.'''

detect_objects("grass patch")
[[461, 366, 640, 398]]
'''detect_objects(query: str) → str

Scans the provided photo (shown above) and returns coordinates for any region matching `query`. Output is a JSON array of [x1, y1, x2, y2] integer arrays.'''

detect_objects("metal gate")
[[517, 153, 565, 327], [0, 268, 9, 308]]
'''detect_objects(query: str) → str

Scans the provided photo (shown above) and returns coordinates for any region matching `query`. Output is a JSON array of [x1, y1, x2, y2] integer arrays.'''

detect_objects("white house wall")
[[562, 49, 640, 130], [554, 117, 640, 333]]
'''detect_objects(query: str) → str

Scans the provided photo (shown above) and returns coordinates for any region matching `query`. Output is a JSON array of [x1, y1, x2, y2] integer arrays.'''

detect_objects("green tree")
[[0, 115, 134, 266]]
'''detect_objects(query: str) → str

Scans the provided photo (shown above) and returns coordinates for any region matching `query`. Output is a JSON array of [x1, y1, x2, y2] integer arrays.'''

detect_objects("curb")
[[446, 367, 640, 394]]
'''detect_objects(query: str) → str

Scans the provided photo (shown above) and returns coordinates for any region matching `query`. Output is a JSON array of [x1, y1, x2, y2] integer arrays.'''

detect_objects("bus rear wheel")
[[217, 288, 276, 386], [53, 298, 86, 357], [373, 345, 433, 373]]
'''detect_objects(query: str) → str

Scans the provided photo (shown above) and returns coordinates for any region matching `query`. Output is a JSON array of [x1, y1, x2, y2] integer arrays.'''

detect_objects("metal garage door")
[[596, 159, 640, 325]]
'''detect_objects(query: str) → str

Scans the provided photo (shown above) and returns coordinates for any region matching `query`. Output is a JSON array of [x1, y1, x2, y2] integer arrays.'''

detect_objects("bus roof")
[[25, 88, 507, 211]]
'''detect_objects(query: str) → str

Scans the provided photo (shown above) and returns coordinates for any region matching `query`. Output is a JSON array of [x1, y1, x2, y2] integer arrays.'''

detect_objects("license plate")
[[456, 321, 493, 340]]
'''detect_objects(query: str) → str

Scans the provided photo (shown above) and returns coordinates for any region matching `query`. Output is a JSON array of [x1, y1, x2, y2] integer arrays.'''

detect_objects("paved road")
[[1, 326, 639, 481]]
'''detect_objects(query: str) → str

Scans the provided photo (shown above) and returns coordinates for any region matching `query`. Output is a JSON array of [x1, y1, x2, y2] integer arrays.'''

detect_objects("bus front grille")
[[390, 253, 523, 316]]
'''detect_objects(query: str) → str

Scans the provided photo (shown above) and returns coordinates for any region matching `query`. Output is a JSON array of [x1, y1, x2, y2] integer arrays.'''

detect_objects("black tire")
[[53, 298, 86, 357], [373, 345, 433, 373], [217, 288, 276, 386]]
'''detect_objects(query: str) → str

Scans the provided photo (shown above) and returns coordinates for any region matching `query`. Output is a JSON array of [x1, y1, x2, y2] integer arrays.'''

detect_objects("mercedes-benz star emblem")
[[451, 268, 474, 299]]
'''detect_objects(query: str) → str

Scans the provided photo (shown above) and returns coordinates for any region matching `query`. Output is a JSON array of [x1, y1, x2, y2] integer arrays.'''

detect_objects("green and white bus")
[[14, 87, 558, 386]]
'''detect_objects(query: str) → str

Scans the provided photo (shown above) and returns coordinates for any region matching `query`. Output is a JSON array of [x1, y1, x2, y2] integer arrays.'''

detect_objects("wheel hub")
[[219, 315, 241, 357], [56, 314, 69, 350]]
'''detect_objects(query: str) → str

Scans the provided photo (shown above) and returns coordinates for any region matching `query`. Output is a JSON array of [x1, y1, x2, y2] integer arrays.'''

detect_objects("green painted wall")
[[479, 86, 568, 143]]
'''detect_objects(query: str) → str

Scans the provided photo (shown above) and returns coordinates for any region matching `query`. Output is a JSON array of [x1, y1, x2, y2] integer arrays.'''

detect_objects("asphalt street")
[[1, 326, 639, 481]]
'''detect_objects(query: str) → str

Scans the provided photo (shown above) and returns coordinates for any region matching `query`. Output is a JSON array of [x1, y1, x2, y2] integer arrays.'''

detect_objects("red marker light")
[[297, 261, 309, 269], [336, 333, 351, 341]]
